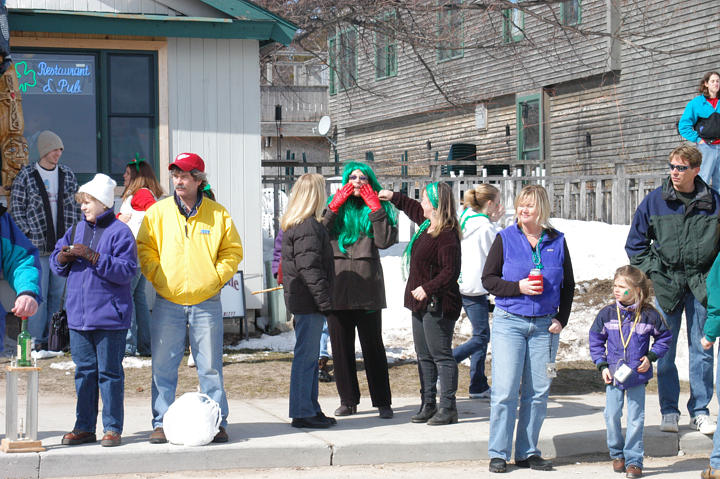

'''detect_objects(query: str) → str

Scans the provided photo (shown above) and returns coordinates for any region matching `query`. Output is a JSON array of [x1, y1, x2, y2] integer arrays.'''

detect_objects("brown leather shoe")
[[101, 431, 121, 447], [613, 458, 626, 473], [625, 465, 642, 478], [212, 426, 229, 443], [149, 426, 167, 444], [61, 430, 96, 445]]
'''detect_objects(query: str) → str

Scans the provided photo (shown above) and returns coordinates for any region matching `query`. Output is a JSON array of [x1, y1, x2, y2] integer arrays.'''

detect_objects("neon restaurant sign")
[[14, 56, 94, 95]]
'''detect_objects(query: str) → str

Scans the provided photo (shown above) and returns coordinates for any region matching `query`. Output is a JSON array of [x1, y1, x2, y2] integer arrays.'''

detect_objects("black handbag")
[[695, 112, 720, 141], [48, 222, 76, 352], [48, 308, 69, 352]]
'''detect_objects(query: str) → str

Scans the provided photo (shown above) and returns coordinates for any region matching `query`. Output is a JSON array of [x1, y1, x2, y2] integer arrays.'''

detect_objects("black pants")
[[412, 310, 458, 409], [327, 310, 391, 407]]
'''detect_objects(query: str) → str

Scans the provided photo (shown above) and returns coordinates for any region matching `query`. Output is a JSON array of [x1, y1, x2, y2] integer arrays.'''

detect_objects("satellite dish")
[[317, 116, 331, 136]]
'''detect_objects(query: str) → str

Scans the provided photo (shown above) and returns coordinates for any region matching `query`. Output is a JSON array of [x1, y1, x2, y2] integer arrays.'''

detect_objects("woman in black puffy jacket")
[[281, 173, 335, 429]]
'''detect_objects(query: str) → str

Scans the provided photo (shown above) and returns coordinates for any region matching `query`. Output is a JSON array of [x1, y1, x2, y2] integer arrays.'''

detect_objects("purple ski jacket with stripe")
[[589, 303, 672, 390]]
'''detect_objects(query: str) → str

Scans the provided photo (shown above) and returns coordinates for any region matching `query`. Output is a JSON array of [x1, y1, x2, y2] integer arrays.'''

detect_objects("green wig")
[[328, 161, 398, 253]]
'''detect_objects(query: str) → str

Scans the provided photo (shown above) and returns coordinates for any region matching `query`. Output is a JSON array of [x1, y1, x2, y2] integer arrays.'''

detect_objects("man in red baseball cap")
[[138, 152, 243, 445], [168, 152, 205, 173]]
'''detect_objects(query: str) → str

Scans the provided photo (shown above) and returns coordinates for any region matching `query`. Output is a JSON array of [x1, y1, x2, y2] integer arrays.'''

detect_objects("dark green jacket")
[[625, 176, 720, 314]]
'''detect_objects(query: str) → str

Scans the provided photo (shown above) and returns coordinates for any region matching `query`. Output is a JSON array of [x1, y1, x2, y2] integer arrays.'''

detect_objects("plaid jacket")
[[10, 163, 81, 254]]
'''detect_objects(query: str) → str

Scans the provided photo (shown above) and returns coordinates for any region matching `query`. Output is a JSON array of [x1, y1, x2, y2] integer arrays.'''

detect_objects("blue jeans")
[[150, 295, 228, 428], [69, 328, 127, 434], [289, 313, 325, 418], [125, 272, 152, 356], [453, 295, 490, 394], [699, 142, 720, 192], [488, 308, 559, 461], [655, 294, 714, 417], [28, 255, 66, 346], [605, 383, 646, 469], [319, 319, 330, 359]]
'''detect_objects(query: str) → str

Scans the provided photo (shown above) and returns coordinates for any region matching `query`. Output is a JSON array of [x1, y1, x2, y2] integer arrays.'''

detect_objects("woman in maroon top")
[[379, 182, 462, 425]]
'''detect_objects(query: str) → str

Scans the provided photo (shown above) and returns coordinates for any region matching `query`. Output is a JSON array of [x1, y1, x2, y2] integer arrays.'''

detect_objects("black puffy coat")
[[281, 217, 334, 314]]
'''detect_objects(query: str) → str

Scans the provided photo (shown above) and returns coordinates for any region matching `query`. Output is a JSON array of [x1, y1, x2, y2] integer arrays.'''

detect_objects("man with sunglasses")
[[626, 144, 720, 436]]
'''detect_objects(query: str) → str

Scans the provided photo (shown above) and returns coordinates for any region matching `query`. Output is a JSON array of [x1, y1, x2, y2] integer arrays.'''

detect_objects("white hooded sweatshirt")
[[457, 208, 501, 296]]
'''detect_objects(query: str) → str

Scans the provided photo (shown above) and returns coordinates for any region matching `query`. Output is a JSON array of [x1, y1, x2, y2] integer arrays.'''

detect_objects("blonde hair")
[[280, 173, 326, 231], [514, 184, 552, 229], [430, 182, 461, 239], [614, 265, 652, 310], [463, 183, 499, 212], [75, 191, 110, 210]]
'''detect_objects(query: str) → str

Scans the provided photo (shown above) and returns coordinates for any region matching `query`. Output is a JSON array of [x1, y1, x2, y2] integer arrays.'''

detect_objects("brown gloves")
[[62, 244, 100, 266]]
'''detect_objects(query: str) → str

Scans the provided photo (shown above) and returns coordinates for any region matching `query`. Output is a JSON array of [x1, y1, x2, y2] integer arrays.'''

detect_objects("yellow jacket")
[[137, 195, 243, 305]]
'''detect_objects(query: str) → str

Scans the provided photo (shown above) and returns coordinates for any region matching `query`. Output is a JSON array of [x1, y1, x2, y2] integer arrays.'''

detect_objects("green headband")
[[129, 153, 145, 172], [426, 182, 439, 209]]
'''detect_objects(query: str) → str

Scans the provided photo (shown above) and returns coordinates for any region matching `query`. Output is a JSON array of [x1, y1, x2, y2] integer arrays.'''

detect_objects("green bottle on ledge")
[[17, 317, 32, 367]]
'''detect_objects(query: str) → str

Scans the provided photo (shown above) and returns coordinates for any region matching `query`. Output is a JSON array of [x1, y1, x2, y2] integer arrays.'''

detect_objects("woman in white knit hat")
[[50, 173, 137, 448]]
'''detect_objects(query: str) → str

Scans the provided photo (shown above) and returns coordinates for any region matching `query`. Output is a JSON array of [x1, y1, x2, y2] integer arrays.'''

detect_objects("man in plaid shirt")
[[10, 130, 81, 350]]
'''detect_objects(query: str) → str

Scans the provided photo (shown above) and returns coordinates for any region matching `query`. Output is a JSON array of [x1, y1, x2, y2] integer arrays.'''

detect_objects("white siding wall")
[[7, 0, 174, 14], [167, 37, 263, 309]]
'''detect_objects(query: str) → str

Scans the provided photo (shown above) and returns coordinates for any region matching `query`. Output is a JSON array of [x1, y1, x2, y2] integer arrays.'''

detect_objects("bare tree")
[[256, 0, 711, 108]]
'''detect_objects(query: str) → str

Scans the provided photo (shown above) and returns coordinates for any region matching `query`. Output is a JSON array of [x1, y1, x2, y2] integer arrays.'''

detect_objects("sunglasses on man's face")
[[349, 175, 368, 181], [668, 163, 691, 172]]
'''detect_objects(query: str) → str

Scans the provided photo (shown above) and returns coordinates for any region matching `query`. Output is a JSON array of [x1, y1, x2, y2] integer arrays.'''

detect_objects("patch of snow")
[[50, 361, 75, 370], [31, 350, 64, 360], [226, 331, 296, 352]]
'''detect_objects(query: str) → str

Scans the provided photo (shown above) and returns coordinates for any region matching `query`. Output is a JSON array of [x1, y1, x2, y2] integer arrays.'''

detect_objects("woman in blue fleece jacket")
[[50, 174, 137, 448], [678, 71, 720, 190]]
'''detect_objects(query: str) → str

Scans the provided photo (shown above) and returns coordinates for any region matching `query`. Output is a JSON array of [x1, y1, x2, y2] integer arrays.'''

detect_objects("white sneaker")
[[469, 389, 491, 399], [692, 415, 717, 435], [660, 413, 679, 433]]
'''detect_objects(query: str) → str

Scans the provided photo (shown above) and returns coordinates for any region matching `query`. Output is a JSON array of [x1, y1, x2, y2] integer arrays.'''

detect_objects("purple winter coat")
[[589, 303, 672, 389], [50, 209, 137, 331]]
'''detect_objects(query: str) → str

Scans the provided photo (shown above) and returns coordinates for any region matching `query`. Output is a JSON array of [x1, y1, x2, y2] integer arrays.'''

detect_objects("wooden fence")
[[261, 161, 665, 225]]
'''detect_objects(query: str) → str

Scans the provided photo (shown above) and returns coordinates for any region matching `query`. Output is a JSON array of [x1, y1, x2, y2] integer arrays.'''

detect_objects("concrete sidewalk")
[[0, 392, 716, 478]]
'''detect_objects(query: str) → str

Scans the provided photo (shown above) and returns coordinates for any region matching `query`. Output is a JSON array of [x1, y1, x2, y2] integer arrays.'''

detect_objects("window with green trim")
[[328, 29, 358, 93], [516, 95, 542, 163], [437, 0, 463, 62], [375, 12, 397, 80], [15, 49, 158, 183], [561, 0, 581, 26], [503, 0, 524, 43]]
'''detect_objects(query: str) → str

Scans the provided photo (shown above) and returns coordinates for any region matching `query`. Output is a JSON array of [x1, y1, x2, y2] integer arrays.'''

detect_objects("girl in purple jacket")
[[50, 174, 137, 448], [589, 265, 672, 479]]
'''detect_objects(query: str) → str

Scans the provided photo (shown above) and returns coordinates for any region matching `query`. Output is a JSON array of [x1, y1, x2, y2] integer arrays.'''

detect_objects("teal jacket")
[[679, 94, 720, 143], [705, 256, 720, 341], [626, 177, 720, 314], [0, 205, 42, 352]]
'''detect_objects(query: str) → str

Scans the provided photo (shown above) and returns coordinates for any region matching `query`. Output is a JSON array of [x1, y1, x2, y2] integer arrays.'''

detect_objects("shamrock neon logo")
[[15, 61, 36, 92]]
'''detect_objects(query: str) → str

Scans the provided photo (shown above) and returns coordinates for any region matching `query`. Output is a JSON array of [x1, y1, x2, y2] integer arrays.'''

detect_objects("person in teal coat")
[[700, 254, 720, 478], [678, 71, 720, 191], [0, 204, 41, 354]]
